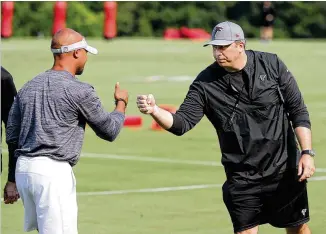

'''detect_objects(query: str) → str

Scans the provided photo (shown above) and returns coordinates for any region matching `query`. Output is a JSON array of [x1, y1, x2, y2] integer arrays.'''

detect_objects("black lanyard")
[[226, 83, 246, 127]]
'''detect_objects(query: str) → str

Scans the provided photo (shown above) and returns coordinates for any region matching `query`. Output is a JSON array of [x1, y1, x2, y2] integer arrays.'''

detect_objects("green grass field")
[[1, 38, 326, 234]]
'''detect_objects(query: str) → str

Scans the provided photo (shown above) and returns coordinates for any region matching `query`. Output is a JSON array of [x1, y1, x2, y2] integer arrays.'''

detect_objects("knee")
[[236, 226, 259, 234], [286, 223, 310, 234]]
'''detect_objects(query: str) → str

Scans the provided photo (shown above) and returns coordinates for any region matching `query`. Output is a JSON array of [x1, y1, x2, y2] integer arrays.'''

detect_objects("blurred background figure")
[[261, 1, 275, 42]]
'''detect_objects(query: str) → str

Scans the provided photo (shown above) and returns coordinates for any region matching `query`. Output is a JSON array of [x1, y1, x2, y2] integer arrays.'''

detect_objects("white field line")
[[308, 176, 326, 181], [2, 176, 326, 201], [77, 176, 326, 196], [80, 152, 326, 173], [315, 168, 326, 173], [0, 184, 222, 201], [80, 152, 223, 166], [2, 149, 326, 173], [77, 184, 223, 196]]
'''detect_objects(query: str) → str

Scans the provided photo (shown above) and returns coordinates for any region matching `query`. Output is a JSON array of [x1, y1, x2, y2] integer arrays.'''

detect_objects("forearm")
[[90, 110, 125, 142], [7, 143, 18, 182], [294, 126, 312, 151], [140, 80, 205, 135], [150, 106, 174, 130], [77, 87, 127, 141]]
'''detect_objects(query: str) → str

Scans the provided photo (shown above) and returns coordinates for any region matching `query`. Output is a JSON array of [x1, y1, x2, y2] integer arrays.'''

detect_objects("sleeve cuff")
[[293, 120, 311, 129], [166, 114, 184, 136]]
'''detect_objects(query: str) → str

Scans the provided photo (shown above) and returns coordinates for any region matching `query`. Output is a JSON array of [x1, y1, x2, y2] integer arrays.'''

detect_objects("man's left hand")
[[4, 181, 20, 204], [298, 154, 316, 182]]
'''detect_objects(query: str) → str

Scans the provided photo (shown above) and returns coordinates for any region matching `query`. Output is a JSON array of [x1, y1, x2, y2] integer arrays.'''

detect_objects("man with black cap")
[[6, 28, 129, 234], [136, 21, 314, 234]]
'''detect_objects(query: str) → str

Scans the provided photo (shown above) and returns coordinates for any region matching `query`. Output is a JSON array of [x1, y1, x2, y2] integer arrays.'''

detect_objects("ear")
[[237, 42, 245, 52], [73, 49, 80, 59]]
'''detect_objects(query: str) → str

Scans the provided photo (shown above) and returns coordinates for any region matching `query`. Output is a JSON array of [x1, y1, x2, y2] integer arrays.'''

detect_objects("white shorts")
[[15, 156, 78, 234]]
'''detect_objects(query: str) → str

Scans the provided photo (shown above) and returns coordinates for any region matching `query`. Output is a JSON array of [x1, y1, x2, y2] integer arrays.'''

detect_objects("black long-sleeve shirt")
[[1, 67, 17, 181], [1, 67, 17, 128], [168, 50, 310, 181]]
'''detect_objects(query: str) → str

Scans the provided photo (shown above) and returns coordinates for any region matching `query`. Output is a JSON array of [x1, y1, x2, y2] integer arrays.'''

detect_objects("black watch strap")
[[115, 98, 127, 106], [301, 149, 315, 157]]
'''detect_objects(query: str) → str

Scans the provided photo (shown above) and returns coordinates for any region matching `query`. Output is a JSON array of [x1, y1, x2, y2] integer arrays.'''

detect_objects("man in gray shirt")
[[5, 28, 128, 234]]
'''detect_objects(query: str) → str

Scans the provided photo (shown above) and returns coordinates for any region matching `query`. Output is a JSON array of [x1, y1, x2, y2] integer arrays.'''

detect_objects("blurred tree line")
[[12, 1, 326, 38]]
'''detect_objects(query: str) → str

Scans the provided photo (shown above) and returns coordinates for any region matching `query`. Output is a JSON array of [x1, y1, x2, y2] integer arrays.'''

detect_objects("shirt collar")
[[47, 69, 76, 80], [243, 50, 254, 76], [213, 50, 254, 75]]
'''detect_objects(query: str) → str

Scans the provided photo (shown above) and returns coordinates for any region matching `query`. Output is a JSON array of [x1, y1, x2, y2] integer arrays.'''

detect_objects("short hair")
[[235, 39, 246, 49]]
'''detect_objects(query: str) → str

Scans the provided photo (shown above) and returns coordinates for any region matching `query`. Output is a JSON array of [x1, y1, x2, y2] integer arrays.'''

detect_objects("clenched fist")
[[136, 94, 158, 114]]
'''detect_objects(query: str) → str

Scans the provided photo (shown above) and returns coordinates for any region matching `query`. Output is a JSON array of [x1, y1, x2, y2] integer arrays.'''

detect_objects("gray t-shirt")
[[6, 69, 125, 166]]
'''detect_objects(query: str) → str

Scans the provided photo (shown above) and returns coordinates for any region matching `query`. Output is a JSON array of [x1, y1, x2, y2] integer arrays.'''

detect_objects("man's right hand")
[[137, 94, 158, 115], [114, 82, 128, 106], [137, 93, 174, 129]]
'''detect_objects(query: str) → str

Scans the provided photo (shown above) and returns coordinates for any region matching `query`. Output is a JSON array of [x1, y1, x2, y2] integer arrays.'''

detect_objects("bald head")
[[51, 28, 89, 76], [51, 28, 84, 50]]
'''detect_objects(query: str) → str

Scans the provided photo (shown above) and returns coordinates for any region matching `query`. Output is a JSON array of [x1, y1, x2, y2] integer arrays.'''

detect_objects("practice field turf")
[[1, 38, 326, 233]]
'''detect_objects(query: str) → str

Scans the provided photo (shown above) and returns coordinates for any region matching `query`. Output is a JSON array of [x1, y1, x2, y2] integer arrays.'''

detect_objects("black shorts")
[[262, 21, 274, 27], [222, 171, 310, 233]]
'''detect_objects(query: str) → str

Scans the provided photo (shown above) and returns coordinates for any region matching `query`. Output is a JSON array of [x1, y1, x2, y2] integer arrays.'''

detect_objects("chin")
[[76, 69, 84, 75], [217, 61, 228, 67]]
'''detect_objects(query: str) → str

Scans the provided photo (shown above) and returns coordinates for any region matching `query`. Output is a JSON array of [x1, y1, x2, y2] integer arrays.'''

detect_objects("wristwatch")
[[301, 149, 315, 157]]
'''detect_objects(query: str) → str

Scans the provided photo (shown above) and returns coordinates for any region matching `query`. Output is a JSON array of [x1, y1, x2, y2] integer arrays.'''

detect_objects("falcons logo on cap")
[[215, 26, 223, 31]]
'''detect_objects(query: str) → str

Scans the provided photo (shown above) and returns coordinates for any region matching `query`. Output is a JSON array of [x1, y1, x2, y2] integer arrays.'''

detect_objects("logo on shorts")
[[259, 74, 266, 81], [301, 209, 307, 216]]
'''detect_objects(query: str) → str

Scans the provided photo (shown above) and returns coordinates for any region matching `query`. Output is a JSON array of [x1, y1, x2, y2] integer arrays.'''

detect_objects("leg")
[[236, 226, 259, 234], [266, 26, 273, 41], [260, 27, 264, 40], [15, 157, 38, 232], [266, 27, 271, 40], [222, 180, 262, 234], [33, 174, 64, 234], [265, 171, 310, 230], [260, 27, 267, 41], [269, 26, 274, 40], [34, 163, 78, 234], [286, 223, 311, 234]]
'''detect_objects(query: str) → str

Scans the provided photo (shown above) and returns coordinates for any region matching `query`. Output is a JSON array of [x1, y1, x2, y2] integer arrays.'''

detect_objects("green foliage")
[[9, 1, 326, 38], [66, 2, 103, 38], [12, 2, 53, 37]]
